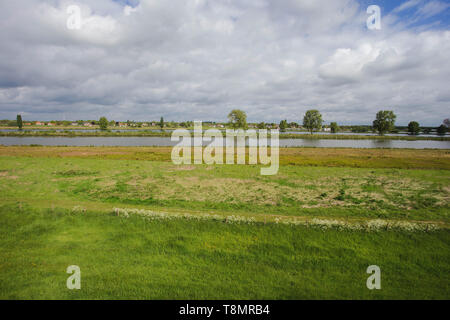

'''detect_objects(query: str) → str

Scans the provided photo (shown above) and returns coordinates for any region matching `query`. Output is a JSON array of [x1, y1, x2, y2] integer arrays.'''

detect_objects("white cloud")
[[0, 0, 449, 125]]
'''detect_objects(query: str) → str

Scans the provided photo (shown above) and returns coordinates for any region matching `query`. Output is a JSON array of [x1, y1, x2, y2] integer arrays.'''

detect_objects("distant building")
[[71, 122, 78, 126], [47, 122, 54, 126], [84, 122, 92, 127], [35, 122, 43, 126]]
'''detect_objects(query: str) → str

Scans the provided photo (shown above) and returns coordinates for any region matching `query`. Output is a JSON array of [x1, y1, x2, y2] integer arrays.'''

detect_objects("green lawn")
[[0, 205, 448, 299], [0, 147, 449, 299]]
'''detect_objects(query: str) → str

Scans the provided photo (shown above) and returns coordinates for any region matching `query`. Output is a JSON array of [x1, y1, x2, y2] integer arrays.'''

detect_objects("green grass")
[[0, 146, 449, 299], [0, 205, 448, 299], [0, 156, 448, 222]]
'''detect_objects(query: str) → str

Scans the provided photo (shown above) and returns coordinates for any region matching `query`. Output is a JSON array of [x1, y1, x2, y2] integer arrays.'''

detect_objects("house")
[[35, 122, 43, 126], [323, 127, 331, 132], [84, 122, 92, 127], [24, 123, 32, 126], [71, 122, 78, 126], [47, 122, 54, 126]]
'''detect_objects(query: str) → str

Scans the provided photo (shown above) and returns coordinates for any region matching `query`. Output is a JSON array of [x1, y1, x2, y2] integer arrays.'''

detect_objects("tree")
[[16, 114, 23, 130], [372, 110, 396, 135], [303, 110, 322, 134], [227, 109, 247, 129], [330, 122, 339, 133], [443, 119, 450, 128], [257, 122, 266, 129], [159, 117, 164, 129], [279, 120, 287, 132], [407, 121, 420, 135], [437, 124, 447, 136], [99, 117, 108, 130]]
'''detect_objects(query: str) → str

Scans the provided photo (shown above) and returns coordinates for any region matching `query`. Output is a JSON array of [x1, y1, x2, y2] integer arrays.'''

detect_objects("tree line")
[[11, 111, 450, 136], [227, 109, 449, 136]]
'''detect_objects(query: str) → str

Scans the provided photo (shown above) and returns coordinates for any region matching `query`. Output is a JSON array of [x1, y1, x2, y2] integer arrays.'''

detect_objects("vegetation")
[[99, 117, 108, 131], [0, 145, 449, 299], [279, 120, 288, 132], [159, 117, 164, 130], [408, 121, 420, 135], [303, 110, 322, 134], [16, 115, 23, 130], [437, 125, 448, 136], [1, 128, 449, 141], [373, 111, 396, 135], [330, 122, 339, 133], [227, 109, 248, 129]]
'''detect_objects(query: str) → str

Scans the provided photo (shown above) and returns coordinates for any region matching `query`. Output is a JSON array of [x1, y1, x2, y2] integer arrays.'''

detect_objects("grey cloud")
[[0, 0, 448, 125]]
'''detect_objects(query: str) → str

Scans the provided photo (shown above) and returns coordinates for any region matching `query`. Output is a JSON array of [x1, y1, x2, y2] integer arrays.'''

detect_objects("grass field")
[[0, 146, 449, 299]]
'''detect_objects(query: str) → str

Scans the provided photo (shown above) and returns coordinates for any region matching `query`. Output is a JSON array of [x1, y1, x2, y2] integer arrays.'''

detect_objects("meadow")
[[0, 146, 449, 299]]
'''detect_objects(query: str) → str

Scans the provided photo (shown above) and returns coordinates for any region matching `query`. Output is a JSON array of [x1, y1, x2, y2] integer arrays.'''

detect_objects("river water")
[[0, 136, 449, 149]]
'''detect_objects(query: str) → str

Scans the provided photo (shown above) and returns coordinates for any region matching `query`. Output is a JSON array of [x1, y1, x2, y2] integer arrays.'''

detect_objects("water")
[[0, 136, 449, 149]]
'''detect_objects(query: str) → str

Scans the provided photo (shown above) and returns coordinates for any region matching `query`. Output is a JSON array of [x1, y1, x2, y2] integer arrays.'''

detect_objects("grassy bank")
[[0, 150, 448, 222], [1, 129, 449, 140], [1, 146, 449, 170], [0, 146, 448, 299], [0, 205, 448, 299]]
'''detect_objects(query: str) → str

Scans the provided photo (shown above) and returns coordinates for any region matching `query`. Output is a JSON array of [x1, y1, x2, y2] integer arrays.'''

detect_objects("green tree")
[[16, 114, 23, 130], [437, 124, 447, 136], [279, 120, 287, 132], [407, 121, 420, 135], [99, 117, 108, 130], [257, 122, 266, 129], [227, 109, 247, 129], [303, 109, 322, 134], [159, 117, 164, 129], [330, 122, 339, 133], [373, 110, 396, 135]]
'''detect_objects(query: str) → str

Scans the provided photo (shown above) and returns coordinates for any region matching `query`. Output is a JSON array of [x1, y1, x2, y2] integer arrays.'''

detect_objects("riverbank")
[[0, 129, 448, 141], [1, 145, 448, 299]]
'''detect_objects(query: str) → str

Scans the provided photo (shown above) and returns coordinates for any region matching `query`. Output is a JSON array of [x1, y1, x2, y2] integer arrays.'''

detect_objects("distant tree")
[[373, 110, 396, 135], [407, 121, 420, 135], [227, 109, 247, 129], [437, 124, 447, 136], [159, 117, 164, 129], [99, 117, 108, 130], [257, 122, 266, 129], [279, 120, 288, 132], [303, 110, 322, 134], [330, 122, 339, 133], [422, 128, 431, 134], [289, 122, 298, 128], [16, 114, 23, 130], [443, 119, 450, 128]]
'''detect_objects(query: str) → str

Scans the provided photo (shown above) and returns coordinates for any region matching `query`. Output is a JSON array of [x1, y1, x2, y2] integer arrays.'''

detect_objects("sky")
[[0, 0, 449, 125]]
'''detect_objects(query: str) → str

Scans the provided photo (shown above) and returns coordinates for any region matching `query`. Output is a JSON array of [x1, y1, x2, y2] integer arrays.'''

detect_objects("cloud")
[[0, 0, 449, 125]]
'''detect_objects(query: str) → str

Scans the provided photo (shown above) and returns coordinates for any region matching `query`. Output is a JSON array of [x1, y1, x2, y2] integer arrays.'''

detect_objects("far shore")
[[0, 127, 449, 141]]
